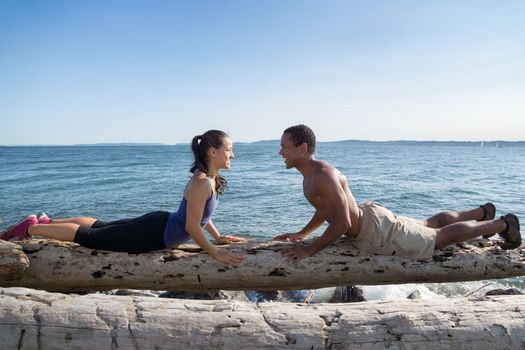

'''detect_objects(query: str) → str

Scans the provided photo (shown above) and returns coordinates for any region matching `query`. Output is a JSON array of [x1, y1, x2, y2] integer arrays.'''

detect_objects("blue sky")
[[1, 0, 524, 145]]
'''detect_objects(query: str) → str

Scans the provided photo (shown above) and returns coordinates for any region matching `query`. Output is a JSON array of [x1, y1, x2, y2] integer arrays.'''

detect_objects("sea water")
[[1, 143, 524, 300]]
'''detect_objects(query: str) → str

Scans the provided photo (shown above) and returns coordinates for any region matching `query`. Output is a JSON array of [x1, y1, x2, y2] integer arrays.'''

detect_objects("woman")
[[1, 130, 246, 267]]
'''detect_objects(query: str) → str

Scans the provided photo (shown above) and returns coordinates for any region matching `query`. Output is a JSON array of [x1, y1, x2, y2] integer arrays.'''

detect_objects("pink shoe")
[[37, 212, 52, 224], [0, 215, 38, 241]]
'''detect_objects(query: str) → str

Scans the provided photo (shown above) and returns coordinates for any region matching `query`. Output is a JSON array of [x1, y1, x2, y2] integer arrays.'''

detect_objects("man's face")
[[279, 133, 301, 169]]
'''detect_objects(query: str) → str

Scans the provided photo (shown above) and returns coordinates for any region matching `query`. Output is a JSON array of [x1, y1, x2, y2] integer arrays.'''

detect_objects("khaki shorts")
[[354, 202, 437, 259]]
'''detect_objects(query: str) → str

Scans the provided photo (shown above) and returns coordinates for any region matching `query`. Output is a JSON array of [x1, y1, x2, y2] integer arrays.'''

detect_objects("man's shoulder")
[[312, 163, 340, 184], [315, 160, 339, 176]]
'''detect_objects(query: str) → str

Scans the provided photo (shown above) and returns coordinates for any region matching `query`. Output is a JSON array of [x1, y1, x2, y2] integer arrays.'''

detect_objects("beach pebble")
[[407, 290, 422, 299], [485, 288, 523, 296]]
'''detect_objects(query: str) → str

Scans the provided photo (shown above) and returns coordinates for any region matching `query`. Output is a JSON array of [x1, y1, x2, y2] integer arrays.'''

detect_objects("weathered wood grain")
[[0, 239, 29, 278], [1, 287, 524, 349], [0, 238, 523, 292]]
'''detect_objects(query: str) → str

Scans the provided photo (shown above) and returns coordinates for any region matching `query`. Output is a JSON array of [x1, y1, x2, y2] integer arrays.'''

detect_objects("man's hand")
[[272, 232, 308, 243], [211, 248, 246, 267], [216, 235, 247, 244], [280, 245, 313, 264]]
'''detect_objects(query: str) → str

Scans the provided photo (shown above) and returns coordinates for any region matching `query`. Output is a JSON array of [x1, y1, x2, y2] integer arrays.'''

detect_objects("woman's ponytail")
[[190, 135, 208, 174]]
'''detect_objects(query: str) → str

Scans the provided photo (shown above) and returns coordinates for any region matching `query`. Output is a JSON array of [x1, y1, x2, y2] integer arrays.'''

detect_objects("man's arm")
[[299, 210, 327, 236], [281, 170, 351, 262], [273, 210, 326, 241]]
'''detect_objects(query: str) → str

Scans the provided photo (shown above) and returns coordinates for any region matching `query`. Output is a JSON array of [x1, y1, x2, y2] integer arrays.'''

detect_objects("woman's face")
[[210, 137, 234, 170]]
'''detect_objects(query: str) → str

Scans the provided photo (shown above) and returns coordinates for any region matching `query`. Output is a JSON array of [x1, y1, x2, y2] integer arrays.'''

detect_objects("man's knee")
[[427, 212, 454, 228], [433, 230, 450, 249]]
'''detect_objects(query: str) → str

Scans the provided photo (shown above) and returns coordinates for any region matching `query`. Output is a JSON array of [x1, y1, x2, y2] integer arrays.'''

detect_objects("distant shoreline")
[[252, 140, 525, 147], [2, 140, 525, 147]]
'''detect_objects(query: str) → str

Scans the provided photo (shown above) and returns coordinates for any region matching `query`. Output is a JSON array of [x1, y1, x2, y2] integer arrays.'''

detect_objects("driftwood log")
[[0, 238, 524, 292], [0, 240, 29, 278], [1, 287, 524, 349]]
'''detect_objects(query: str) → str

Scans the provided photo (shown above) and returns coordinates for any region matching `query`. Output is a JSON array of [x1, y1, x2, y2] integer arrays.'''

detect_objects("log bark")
[[1, 287, 524, 349], [0, 240, 29, 278], [0, 238, 524, 292]]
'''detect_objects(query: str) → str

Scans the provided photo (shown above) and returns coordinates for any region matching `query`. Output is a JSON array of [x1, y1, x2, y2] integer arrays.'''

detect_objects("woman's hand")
[[216, 235, 247, 244], [272, 232, 308, 243], [211, 248, 246, 267]]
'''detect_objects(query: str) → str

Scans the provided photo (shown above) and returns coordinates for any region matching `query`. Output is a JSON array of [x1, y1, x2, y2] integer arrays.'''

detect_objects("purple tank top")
[[164, 180, 219, 248]]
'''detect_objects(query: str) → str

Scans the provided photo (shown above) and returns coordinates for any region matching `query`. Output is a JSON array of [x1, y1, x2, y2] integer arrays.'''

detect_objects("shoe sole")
[[499, 214, 522, 250], [0, 215, 35, 240], [0, 216, 27, 239]]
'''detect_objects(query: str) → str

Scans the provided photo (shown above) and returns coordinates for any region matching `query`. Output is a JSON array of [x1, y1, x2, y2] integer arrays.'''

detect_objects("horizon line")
[[1, 139, 524, 147]]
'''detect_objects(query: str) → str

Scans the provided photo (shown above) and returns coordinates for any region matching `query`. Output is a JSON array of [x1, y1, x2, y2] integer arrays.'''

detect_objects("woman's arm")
[[204, 219, 221, 240], [185, 176, 245, 265], [205, 219, 248, 243]]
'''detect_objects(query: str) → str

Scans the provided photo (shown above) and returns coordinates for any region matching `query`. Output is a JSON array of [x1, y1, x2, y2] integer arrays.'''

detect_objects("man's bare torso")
[[303, 160, 362, 236]]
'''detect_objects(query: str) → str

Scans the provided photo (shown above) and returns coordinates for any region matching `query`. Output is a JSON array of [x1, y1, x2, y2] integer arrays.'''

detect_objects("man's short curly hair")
[[283, 124, 316, 154]]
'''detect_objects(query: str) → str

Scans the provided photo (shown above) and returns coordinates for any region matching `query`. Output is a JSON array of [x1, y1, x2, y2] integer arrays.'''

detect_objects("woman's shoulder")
[[190, 172, 208, 181], [186, 173, 212, 196]]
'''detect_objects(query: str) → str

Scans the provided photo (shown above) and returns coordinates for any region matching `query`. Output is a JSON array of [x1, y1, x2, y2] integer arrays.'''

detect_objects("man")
[[273, 124, 521, 262]]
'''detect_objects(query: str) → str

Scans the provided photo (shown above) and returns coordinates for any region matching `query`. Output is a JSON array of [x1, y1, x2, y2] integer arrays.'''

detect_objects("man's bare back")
[[302, 160, 362, 237]]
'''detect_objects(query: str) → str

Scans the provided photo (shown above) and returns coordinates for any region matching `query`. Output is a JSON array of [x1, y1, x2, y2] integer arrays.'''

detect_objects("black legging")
[[74, 211, 170, 253]]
